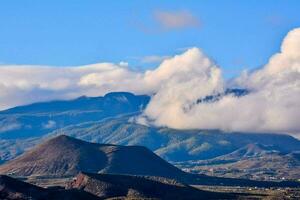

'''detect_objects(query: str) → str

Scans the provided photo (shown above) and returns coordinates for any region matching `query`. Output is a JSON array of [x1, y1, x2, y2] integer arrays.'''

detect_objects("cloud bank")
[[142, 28, 300, 135], [0, 63, 140, 109], [1, 28, 300, 136]]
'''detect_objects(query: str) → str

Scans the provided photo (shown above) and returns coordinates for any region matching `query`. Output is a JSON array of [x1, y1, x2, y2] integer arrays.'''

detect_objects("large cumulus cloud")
[[0, 28, 300, 136], [142, 28, 300, 136]]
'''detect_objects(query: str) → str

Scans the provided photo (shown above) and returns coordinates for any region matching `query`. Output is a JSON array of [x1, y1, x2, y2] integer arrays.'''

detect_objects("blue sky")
[[1, 0, 300, 77], [1, 1, 300, 135]]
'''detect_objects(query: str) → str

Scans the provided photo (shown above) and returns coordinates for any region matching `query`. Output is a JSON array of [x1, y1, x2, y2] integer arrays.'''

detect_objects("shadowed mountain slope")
[[0, 175, 99, 200], [67, 172, 236, 200], [0, 175, 45, 200], [0, 173, 240, 200]]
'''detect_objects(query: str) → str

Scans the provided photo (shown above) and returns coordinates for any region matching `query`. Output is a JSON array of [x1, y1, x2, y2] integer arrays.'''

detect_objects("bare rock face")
[[0, 135, 185, 179], [67, 172, 235, 200]]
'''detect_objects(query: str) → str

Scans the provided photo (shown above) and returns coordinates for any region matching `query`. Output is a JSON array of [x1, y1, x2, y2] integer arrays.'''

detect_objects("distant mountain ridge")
[[1, 89, 248, 114], [0, 92, 149, 139], [173, 142, 300, 180], [1, 92, 150, 114]]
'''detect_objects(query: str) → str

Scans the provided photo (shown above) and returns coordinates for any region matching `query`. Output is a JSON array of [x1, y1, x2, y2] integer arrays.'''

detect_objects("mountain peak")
[[46, 134, 83, 145], [49, 134, 74, 141]]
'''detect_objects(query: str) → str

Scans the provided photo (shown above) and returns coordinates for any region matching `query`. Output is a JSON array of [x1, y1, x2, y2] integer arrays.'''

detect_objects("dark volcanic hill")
[[0, 175, 99, 200], [0, 175, 45, 200], [0, 135, 185, 179], [0, 173, 238, 200], [67, 172, 236, 200]]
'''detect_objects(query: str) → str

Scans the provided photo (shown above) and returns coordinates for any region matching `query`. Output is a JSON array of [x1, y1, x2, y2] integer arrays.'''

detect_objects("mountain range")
[[1, 135, 299, 189], [177, 144, 300, 180], [0, 92, 300, 181], [0, 92, 149, 139]]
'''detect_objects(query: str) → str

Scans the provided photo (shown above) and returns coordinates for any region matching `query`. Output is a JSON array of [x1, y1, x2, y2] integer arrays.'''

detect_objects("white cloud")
[[140, 48, 223, 128], [141, 28, 300, 136], [0, 28, 300, 137], [154, 10, 200, 30], [0, 63, 145, 110]]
